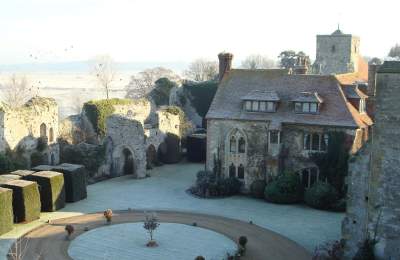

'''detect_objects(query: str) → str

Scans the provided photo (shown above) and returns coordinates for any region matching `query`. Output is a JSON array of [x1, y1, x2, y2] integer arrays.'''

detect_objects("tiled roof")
[[291, 92, 323, 103], [206, 69, 362, 128], [241, 90, 280, 101]]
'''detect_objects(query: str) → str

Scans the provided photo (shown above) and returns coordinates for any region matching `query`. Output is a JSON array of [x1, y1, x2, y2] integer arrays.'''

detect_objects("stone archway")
[[111, 145, 136, 177], [146, 144, 157, 169], [122, 148, 134, 175]]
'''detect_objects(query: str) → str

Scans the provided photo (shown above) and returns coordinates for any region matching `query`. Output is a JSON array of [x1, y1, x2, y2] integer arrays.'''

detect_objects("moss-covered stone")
[[0, 188, 13, 235], [52, 164, 87, 202], [0, 174, 22, 184], [82, 98, 135, 136], [1, 180, 41, 223], [24, 171, 65, 212]]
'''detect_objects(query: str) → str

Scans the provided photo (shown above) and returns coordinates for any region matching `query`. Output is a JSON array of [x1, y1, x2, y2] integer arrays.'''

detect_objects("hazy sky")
[[1, 0, 399, 65]]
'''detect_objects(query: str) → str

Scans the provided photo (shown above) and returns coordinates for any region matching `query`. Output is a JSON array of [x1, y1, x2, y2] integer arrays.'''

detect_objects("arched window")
[[238, 164, 245, 179], [238, 137, 245, 153], [229, 163, 236, 177], [230, 136, 236, 153], [49, 128, 54, 142], [40, 123, 47, 138]]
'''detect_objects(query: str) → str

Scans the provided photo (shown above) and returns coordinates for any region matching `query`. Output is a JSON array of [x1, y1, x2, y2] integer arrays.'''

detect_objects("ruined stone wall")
[[105, 115, 146, 178], [342, 61, 400, 259], [157, 109, 183, 138], [112, 98, 152, 125], [315, 34, 360, 75], [0, 97, 59, 152]]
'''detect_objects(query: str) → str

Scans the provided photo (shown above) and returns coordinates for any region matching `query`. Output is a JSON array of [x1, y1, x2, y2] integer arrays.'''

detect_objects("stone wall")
[[105, 115, 146, 178], [206, 119, 357, 189], [342, 61, 400, 259], [0, 97, 60, 166], [315, 34, 360, 75]]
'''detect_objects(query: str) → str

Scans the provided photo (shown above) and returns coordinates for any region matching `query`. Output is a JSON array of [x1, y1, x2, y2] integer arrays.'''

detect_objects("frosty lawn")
[[0, 162, 343, 259], [68, 223, 237, 260]]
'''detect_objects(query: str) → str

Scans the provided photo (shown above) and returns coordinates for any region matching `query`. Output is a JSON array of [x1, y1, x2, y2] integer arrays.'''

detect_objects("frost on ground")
[[0, 162, 344, 260], [68, 223, 237, 260]]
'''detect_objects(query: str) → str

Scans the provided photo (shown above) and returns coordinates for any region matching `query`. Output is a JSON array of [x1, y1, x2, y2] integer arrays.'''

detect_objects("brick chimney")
[[218, 52, 233, 81], [294, 56, 308, 75]]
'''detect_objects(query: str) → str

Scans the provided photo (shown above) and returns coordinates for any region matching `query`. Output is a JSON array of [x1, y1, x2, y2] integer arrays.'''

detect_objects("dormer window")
[[292, 92, 323, 114], [242, 90, 280, 113]]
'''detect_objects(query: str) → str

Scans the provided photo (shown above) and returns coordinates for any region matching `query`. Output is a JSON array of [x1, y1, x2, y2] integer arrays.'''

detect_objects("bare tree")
[[241, 54, 276, 69], [125, 67, 180, 99], [91, 55, 116, 99], [1, 74, 36, 108], [184, 59, 218, 81], [143, 211, 160, 247], [8, 236, 42, 260]]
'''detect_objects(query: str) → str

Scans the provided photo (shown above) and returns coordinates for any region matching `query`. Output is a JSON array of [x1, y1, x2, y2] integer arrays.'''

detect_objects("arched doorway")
[[146, 145, 157, 169], [50, 154, 55, 165], [40, 123, 47, 139], [122, 148, 134, 175]]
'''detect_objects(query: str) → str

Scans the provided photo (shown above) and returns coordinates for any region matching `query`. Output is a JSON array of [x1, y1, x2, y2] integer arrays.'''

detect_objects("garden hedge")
[[1, 180, 41, 223], [52, 164, 87, 202], [0, 174, 21, 184], [24, 171, 66, 212], [264, 172, 304, 204], [0, 188, 13, 235], [31, 165, 54, 172], [158, 133, 181, 164], [186, 134, 206, 162], [304, 182, 339, 210], [11, 170, 35, 178]]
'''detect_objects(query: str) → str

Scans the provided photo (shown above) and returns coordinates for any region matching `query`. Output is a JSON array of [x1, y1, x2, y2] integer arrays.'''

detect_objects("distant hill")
[[0, 61, 189, 73]]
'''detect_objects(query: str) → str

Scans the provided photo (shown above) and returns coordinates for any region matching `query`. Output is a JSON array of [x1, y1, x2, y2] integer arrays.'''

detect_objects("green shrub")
[[148, 78, 177, 106], [264, 172, 304, 204], [238, 236, 248, 247], [25, 171, 65, 212], [30, 152, 45, 167], [0, 152, 28, 173], [0, 153, 14, 173], [304, 182, 338, 210], [2, 180, 41, 223], [250, 180, 266, 199], [52, 164, 87, 202], [36, 137, 48, 152], [330, 198, 346, 212], [158, 133, 181, 164], [190, 171, 241, 198], [182, 81, 218, 117], [0, 188, 13, 235], [83, 98, 134, 136]]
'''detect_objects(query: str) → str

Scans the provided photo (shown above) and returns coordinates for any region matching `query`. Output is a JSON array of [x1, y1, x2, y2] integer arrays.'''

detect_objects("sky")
[[1, 0, 399, 66]]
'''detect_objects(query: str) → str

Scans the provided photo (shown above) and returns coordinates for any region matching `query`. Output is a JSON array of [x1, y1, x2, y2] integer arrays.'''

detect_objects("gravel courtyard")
[[0, 162, 344, 259]]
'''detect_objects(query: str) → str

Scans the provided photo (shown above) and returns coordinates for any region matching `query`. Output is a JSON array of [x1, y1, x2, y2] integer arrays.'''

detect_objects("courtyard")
[[0, 162, 343, 259]]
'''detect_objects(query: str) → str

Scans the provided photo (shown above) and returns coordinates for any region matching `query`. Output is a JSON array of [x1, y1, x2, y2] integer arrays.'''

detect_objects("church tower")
[[313, 28, 361, 75]]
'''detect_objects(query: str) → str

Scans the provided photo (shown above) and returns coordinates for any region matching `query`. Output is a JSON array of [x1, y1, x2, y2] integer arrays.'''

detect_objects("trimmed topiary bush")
[[304, 182, 339, 210], [0, 188, 13, 235], [24, 171, 66, 212], [52, 164, 87, 202], [250, 180, 266, 199], [217, 177, 242, 196], [190, 171, 242, 198], [264, 172, 304, 204], [186, 134, 206, 162], [30, 152, 46, 167], [2, 180, 41, 223]]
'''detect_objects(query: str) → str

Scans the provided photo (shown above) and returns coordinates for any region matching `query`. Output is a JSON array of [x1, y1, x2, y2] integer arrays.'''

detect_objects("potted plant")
[[104, 209, 113, 224]]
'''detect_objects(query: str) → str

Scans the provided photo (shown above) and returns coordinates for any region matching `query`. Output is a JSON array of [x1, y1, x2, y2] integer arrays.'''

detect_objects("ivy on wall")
[[82, 98, 133, 136]]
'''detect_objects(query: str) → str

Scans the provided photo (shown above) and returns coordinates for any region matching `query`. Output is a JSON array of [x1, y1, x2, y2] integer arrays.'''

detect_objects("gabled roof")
[[241, 90, 280, 101], [206, 69, 363, 128]]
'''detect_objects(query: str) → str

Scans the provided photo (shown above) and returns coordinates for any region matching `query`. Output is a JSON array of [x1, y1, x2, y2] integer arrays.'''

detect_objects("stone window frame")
[[303, 132, 328, 152], [225, 128, 248, 181], [359, 98, 366, 114], [268, 130, 281, 145], [294, 102, 319, 114]]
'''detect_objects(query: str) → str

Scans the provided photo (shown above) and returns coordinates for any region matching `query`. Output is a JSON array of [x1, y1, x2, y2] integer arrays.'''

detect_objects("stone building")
[[313, 28, 368, 76], [0, 97, 60, 166], [342, 61, 400, 259], [205, 51, 372, 189]]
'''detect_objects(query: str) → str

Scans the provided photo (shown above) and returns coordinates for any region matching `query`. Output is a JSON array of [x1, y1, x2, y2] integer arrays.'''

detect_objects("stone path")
[[17, 211, 311, 260]]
